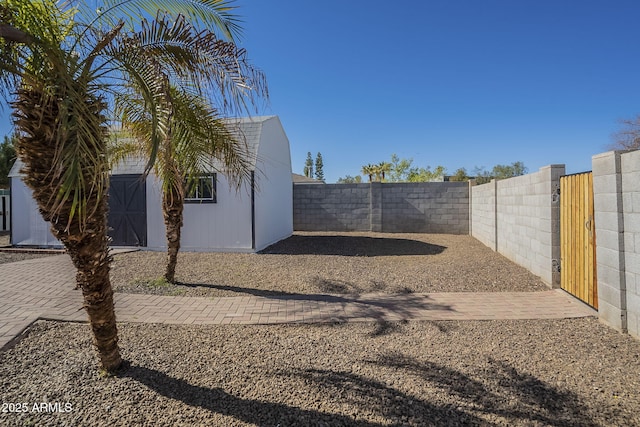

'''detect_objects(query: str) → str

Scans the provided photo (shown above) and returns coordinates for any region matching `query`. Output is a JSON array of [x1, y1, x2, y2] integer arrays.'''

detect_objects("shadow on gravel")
[[121, 364, 387, 426], [260, 235, 446, 257], [281, 367, 486, 425], [364, 353, 601, 427], [122, 364, 486, 426]]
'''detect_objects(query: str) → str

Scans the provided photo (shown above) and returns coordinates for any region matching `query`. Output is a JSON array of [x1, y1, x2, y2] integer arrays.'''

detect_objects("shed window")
[[185, 174, 216, 203]]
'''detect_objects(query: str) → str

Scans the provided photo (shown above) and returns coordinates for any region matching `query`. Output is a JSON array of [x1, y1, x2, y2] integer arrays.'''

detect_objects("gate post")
[[549, 166, 563, 288], [592, 151, 627, 332]]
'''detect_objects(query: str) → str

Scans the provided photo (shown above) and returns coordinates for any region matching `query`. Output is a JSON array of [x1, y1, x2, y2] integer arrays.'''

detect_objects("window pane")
[[184, 174, 216, 202], [200, 177, 213, 200]]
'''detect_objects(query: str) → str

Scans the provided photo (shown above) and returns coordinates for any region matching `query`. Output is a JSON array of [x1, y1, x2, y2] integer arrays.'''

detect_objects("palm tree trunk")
[[54, 199, 122, 373], [13, 87, 122, 373], [163, 185, 184, 283]]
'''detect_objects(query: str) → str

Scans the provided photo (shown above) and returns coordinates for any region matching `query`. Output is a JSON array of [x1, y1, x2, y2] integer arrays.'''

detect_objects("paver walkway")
[[1, 254, 597, 350]]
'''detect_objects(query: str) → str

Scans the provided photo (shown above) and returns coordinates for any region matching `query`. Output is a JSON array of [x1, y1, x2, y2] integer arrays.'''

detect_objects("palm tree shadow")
[[279, 367, 487, 425], [259, 235, 446, 257], [175, 282, 454, 325], [120, 363, 489, 426], [119, 364, 386, 426], [367, 353, 603, 427]]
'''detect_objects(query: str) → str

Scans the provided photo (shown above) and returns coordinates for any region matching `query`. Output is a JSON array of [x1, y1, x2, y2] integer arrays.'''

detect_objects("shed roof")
[[292, 173, 323, 184], [223, 115, 277, 169], [9, 115, 280, 178]]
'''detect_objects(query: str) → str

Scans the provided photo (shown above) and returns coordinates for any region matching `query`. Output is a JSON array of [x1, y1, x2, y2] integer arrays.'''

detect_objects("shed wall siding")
[[253, 117, 293, 251], [145, 175, 253, 252], [10, 178, 61, 247]]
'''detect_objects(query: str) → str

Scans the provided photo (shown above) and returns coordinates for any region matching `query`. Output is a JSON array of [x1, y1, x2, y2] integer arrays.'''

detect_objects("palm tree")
[[0, 0, 248, 374], [378, 161, 391, 182], [112, 12, 266, 283], [113, 84, 262, 283], [361, 164, 375, 182]]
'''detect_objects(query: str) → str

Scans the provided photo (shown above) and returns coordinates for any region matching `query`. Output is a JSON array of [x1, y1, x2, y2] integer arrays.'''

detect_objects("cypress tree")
[[315, 152, 324, 182], [303, 152, 313, 178]]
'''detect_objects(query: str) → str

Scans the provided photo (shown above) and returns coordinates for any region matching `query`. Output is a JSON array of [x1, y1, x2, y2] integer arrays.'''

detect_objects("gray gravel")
[[111, 232, 548, 297], [1, 318, 639, 426], [0, 233, 60, 264]]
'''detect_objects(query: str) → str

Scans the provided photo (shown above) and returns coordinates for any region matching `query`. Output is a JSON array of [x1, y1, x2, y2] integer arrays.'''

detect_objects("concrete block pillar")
[[369, 182, 383, 232], [547, 164, 564, 288], [491, 179, 498, 252], [592, 151, 627, 332]]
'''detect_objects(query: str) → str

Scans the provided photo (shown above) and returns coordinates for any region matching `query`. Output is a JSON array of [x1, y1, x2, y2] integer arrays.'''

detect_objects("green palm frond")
[[0, 0, 263, 230], [75, 0, 242, 41], [121, 12, 267, 115], [113, 82, 252, 197]]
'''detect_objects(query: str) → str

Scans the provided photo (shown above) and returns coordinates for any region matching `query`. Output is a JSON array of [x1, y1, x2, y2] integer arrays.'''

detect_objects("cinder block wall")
[[381, 182, 469, 233], [293, 182, 469, 234], [470, 180, 497, 250], [622, 150, 640, 337], [470, 165, 564, 287], [293, 184, 370, 231], [593, 151, 628, 331], [496, 165, 564, 286], [594, 150, 640, 337]]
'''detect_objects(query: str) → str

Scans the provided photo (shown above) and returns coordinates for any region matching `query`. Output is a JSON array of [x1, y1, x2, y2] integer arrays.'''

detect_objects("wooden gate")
[[560, 172, 597, 309]]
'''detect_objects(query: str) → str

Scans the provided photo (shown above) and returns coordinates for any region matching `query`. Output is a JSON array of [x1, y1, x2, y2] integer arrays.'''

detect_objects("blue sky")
[[234, 0, 640, 181], [1, 1, 639, 182]]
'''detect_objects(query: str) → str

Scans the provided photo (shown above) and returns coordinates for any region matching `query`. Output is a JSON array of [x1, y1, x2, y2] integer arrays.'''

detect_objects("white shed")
[[9, 115, 293, 252]]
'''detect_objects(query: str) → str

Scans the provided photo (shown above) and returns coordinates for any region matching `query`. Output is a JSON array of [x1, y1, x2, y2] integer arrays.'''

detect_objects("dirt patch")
[[111, 232, 548, 297]]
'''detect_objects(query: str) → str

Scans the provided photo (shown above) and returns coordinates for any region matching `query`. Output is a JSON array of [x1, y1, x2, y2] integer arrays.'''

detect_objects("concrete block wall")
[[470, 180, 497, 250], [594, 150, 640, 337], [622, 150, 640, 338], [470, 165, 564, 287], [293, 182, 469, 234], [380, 182, 469, 233], [592, 151, 628, 332], [622, 150, 640, 337], [496, 165, 564, 286], [293, 184, 370, 231]]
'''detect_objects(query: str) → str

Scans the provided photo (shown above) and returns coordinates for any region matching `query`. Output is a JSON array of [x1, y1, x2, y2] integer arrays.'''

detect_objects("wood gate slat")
[[560, 172, 597, 309]]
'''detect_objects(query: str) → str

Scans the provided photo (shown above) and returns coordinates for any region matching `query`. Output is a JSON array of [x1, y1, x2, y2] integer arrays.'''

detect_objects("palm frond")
[[74, 0, 242, 41]]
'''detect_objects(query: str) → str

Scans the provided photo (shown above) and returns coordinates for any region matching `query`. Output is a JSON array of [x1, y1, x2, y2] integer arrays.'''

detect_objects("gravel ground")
[[0, 233, 60, 264], [111, 232, 548, 297], [1, 318, 639, 426]]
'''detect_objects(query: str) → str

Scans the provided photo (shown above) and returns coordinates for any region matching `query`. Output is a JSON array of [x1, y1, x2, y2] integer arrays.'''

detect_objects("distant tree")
[[361, 164, 376, 182], [474, 162, 528, 184], [407, 165, 446, 182], [314, 152, 325, 182], [304, 152, 313, 178], [378, 161, 391, 181], [388, 153, 413, 182], [473, 167, 493, 184], [491, 162, 527, 179], [0, 135, 17, 188], [449, 167, 469, 182], [337, 175, 362, 184], [610, 115, 640, 151], [372, 154, 446, 182], [363, 163, 388, 182]]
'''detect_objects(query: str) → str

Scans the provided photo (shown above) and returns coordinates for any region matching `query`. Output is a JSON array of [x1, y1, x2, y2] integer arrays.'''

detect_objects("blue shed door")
[[108, 174, 147, 246]]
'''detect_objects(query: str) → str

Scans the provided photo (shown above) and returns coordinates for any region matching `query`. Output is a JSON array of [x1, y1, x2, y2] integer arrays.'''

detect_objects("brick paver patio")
[[0, 254, 597, 350]]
